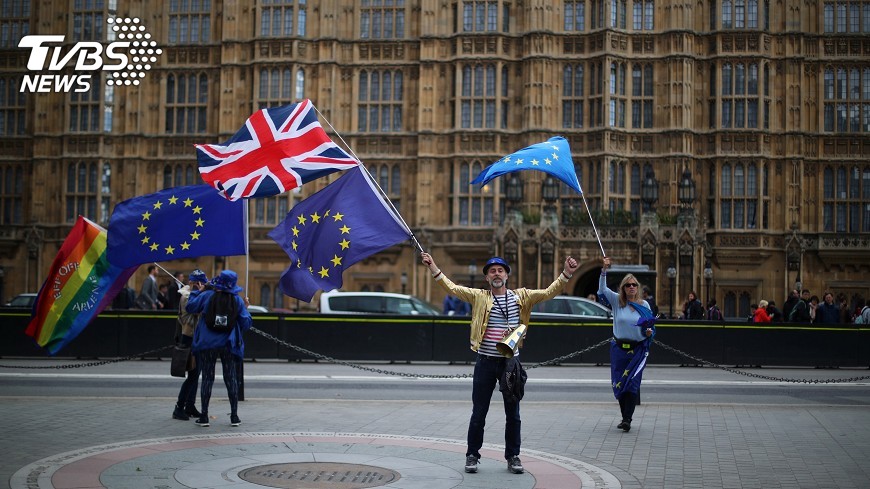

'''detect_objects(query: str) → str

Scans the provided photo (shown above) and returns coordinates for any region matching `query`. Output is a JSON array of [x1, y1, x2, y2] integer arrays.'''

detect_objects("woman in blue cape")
[[598, 257, 656, 432]]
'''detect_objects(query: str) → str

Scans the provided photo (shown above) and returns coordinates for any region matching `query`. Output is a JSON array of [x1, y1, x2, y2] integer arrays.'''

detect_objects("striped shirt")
[[479, 291, 520, 357]]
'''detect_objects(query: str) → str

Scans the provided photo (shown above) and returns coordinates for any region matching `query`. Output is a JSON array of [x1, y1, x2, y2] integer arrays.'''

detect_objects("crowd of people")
[[751, 289, 867, 324]]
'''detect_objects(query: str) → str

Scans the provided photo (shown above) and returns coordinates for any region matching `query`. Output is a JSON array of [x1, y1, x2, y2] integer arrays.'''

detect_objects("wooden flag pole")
[[580, 191, 607, 258]]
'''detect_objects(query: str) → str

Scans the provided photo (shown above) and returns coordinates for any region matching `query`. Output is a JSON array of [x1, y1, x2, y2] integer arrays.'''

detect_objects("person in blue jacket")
[[186, 269, 252, 427], [599, 257, 655, 433]]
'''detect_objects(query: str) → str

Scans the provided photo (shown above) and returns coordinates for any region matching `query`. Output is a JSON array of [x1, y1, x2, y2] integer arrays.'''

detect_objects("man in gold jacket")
[[420, 252, 579, 475]]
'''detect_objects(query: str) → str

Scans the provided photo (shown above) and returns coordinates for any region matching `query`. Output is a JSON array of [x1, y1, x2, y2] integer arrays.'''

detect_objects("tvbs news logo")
[[19, 17, 162, 93]]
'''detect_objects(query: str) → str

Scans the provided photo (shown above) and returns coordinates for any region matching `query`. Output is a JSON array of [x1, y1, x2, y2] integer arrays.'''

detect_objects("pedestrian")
[[766, 300, 784, 322], [683, 291, 704, 320], [705, 298, 723, 321], [783, 289, 801, 321], [838, 294, 852, 324], [172, 269, 208, 421], [136, 265, 159, 310], [157, 283, 170, 309], [754, 300, 772, 323], [420, 251, 579, 475], [790, 289, 812, 323], [747, 303, 758, 323], [186, 269, 252, 427], [642, 286, 659, 317], [815, 292, 840, 324], [599, 257, 655, 433], [166, 271, 185, 310]]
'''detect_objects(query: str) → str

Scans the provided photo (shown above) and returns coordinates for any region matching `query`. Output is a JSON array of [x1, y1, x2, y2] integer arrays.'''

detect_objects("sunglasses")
[[624, 283, 639, 288]]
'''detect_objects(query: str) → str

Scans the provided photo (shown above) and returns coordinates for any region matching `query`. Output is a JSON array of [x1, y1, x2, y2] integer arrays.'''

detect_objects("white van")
[[319, 290, 441, 315]]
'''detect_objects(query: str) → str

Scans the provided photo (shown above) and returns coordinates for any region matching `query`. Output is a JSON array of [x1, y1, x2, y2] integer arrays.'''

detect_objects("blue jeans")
[[176, 335, 200, 408], [467, 354, 521, 460]]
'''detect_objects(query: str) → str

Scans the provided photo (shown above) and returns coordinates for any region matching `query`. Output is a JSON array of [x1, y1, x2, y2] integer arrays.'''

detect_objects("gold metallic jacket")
[[433, 272, 570, 352]]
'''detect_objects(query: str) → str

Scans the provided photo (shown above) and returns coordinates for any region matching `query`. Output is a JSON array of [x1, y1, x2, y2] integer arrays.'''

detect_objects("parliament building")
[[0, 0, 868, 318]]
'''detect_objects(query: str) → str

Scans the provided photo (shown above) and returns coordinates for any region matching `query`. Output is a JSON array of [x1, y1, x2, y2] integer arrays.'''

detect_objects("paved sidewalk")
[[1, 360, 870, 488]]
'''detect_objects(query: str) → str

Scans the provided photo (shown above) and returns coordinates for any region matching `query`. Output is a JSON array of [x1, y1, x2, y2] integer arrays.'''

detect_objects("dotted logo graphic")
[[106, 17, 162, 87]]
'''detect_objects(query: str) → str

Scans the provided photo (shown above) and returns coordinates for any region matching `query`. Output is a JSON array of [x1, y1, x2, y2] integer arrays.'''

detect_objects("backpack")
[[855, 306, 869, 325], [203, 291, 239, 332], [788, 301, 803, 322], [706, 306, 723, 321]]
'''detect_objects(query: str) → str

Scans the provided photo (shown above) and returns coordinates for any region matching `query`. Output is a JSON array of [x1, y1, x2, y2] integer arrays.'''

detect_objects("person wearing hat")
[[185, 269, 252, 427], [172, 269, 208, 421], [420, 251, 579, 475]]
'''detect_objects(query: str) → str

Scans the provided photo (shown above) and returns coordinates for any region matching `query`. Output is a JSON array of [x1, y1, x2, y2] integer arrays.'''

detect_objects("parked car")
[[4, 293, 38, 308], [531, 295, 612, 320], [319, 290, 440, 315]]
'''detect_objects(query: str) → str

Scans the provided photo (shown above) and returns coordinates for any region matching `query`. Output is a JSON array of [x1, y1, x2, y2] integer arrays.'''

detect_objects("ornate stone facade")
[[0, 1, 868, 318]]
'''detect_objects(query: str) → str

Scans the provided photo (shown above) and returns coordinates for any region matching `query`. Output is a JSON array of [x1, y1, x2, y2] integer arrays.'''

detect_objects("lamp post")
[[678, 168, 696, 214], [400, 272, 407, 294], [703, 261, 713, 303], [468, 261, 477, 289], [641, 169, 659, 212], [667, 265, 677, 318], [542, 176, 559, 212], [506, 174, 523, 209]]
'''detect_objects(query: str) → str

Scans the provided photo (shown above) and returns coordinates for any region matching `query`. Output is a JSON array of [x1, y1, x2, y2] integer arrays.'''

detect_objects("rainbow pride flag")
[[24, 216, 137, 355]]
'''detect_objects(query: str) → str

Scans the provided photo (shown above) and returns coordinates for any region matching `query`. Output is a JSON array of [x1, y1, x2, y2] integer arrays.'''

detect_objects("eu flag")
[[471, 136, 583, 194], [268, 166, 410, 302], [107, 185, 248, 268]]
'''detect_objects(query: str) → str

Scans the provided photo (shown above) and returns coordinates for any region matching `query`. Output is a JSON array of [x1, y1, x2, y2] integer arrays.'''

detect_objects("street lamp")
[[542, 176, 559, 213], [641, 169, 659, 212], [666, 265, 677, 318], [400, 272, 407, 294], [703, 261, 713, 302], [506, 174, 523, 208], [468, 261, 478, 289], [678, 168, 696, 211]]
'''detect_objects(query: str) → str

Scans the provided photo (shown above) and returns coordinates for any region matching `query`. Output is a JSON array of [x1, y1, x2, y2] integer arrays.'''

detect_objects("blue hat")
[[483, 257, 510, 275], [189, 269, 208, 283], [210, 269, 243, 294]]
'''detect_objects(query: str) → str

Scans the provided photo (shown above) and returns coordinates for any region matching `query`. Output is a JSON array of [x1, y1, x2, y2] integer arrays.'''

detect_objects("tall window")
[[0, 0, 30, 47], [824, 2, 870, 33], [823, 67, 870, 133], [162, 164, 198, 188], [258, 68, 305, 108], [562, 64, 584, 128], [460, 0, 509, 32], [165, 73, 208, 134], [0, 77, 25, 135], [823, 164, 870, 232], [368, 163, 402, 214], [0, 164, 23, 224], [73, 0, 103, 41], [260, 0, 307, 37], [609, 61, 626, 127], [358, 69, 403, 132], [254, 193, 299, 226], [723, 290, 752, 318], [453, 161, 494, 225], [632, 0, 654, 30], [564, 0, 585, 30], [66, 162, 111, 224], [168, 0, 211, 44], [589, 61, 604, 127], [721, 62, 761, 128], [460, 64, 508, 129], [721, 0, 759, 28], [361, 0, 404, 38], [631, 63, 653, 128], [719, 162, 768, 229], [69, 81, 101, 132], [610, 0, 627, 28]]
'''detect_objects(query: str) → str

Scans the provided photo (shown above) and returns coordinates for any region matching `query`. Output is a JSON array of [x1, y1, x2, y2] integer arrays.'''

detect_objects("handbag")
[[170, 345, 192, 378]]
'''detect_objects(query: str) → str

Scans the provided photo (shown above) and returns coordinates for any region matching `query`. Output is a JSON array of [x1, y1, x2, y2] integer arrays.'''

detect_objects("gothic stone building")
[[0, 0, 868, 318]]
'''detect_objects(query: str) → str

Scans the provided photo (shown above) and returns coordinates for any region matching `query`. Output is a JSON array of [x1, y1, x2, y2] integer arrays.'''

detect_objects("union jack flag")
[[195, 99, 359, 201]]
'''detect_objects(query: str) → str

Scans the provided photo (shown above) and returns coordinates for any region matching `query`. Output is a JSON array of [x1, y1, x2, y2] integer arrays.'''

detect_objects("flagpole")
[[244, 199, 250, 301], [314, 106, 424, 254], [580, 192, 607, 257], [153, 262, 184, 287]]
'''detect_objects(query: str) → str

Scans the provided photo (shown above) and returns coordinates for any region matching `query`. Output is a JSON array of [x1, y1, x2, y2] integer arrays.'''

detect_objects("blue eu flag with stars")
[[268, 166, 411, 302], [107, 185, 248, 268], [472, 136, 582, 194]]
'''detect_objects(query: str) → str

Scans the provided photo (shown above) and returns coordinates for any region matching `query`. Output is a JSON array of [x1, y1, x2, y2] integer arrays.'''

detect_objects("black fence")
[[2, 310, 868, 368]]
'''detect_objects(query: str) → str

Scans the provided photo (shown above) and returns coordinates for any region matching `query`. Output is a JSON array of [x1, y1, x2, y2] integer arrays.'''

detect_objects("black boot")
[[172, 404, 189, 421], [184, 404, 201, 417]]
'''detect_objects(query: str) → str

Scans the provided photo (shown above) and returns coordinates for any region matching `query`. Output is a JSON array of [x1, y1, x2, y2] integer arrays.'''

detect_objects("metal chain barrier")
[[0, 344, 174, 369], [652, 339, 870, 384], [0, 331, 867, 385]]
